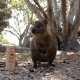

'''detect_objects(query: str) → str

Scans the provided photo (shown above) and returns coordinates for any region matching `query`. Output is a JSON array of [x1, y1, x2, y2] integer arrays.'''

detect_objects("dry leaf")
[[60, 52, 67, 55], [69, 50, 75, 53], [57, 60, 63, 63]]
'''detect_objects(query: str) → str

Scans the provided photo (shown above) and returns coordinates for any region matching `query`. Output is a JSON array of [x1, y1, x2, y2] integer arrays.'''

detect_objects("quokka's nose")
[[32, 29, 35, 33]]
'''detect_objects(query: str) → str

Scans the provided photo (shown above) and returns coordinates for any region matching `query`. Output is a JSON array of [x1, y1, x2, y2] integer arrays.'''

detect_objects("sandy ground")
[[0, 51, 80, 80]]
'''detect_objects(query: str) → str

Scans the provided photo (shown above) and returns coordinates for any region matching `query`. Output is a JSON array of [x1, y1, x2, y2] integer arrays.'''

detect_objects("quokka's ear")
[[42, 19, 48, 24]]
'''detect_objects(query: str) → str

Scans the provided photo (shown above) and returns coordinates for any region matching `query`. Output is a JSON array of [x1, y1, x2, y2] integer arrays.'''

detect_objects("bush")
[[0, 34, 9, 44]]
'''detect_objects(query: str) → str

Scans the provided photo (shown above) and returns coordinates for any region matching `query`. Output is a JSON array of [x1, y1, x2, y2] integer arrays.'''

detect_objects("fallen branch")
[[0, 44, 30, 53]]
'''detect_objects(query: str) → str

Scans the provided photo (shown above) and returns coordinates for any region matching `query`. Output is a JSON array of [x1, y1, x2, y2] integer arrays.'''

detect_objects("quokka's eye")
[[37, 25, 41, 28]]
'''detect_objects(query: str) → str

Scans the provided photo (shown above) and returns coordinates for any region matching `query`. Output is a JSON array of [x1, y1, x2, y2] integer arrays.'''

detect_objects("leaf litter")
[[0, 51, 80, 80]]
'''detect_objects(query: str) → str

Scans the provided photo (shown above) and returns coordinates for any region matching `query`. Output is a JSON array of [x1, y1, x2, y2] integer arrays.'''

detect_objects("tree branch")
[[47, 0, 54, 22], [72, 0, 80, 31], [46, 0, 58, 31], [22, 31, 32, 47], [10, 26, 20, 36], [33, 0, 48, 19], [5, 30, 20, 40], [53, 0, 61, 30], [61, 0, 68, 38], [67, 0, 79, 26], [21, 13, 33, 47], [24, 0, 44, 21], [26, 10, 30, 24], [25, 0, 57, 34], [53, 0, 58, 15], [17, 17, 22, 35], [21, 13, 33, 38], [55, 10, 62, 30]]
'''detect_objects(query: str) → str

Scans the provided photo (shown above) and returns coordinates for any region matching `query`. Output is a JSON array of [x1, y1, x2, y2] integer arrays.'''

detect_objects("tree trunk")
[[24, 0, 80, 52], [22, 32, 32, 47], [61, 27, 80, 51], [19, 38, 22, 46]]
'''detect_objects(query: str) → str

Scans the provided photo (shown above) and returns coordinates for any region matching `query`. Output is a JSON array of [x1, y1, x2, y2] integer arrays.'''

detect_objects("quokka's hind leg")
[[48, 54, 56, 67], [48, 59, 55, 67]]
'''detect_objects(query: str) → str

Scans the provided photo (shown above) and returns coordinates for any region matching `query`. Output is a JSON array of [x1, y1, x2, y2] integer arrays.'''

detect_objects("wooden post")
[[6, 45, 15, 71]]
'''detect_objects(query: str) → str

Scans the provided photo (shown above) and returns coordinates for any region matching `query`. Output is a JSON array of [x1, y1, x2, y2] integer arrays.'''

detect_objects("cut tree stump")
[[6, 46, 15, 71]]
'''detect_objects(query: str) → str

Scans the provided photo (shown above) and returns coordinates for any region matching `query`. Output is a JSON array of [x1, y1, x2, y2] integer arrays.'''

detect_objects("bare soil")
[[0, 51, 80, 80]]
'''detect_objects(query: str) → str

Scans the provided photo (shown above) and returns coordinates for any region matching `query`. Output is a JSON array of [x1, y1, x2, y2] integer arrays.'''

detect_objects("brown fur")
[[30, 20, 57, 68]]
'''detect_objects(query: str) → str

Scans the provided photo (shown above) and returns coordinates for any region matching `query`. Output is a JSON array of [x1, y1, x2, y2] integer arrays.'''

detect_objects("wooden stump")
[[6, 45, 15, 71]]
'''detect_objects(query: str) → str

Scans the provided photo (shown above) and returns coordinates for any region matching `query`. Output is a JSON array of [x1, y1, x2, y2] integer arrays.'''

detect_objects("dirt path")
[[0, 51, 80, 80]]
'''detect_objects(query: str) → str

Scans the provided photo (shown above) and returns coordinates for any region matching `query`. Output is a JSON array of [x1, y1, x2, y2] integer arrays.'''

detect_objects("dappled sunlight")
[[57, 50, 75, 56], [57, 50, 66, 55], [40, 70, 72, 80], [0, 51, 80, 80], [40, 75, 61, 80]]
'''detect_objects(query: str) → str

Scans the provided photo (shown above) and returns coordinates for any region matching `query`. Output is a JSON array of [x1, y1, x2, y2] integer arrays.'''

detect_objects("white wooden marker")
[[6, 45, 15, 70]]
